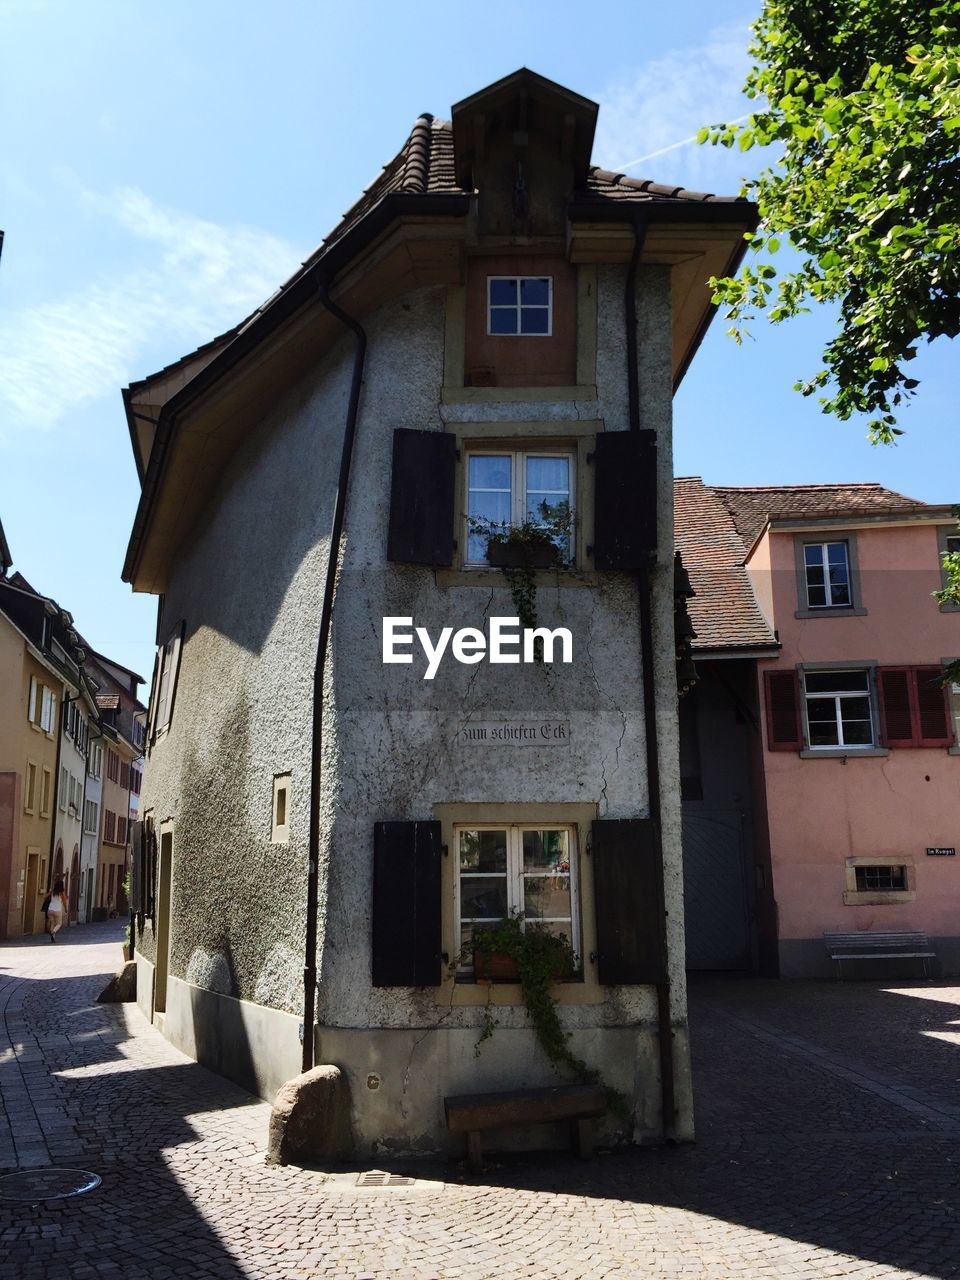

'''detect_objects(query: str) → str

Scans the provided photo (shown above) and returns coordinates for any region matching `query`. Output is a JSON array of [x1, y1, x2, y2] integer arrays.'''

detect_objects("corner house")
[[123, 70, 755, 1157]]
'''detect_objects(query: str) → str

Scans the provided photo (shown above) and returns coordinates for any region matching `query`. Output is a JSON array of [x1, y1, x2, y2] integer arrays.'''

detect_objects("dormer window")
[[487, 277, 552, 336], [803, 541, 850, 608]]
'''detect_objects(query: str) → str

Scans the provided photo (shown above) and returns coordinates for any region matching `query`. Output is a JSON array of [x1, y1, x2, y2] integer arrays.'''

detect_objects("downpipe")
[[625, 213, 677, 1140], [301, 281, 367, 1074]]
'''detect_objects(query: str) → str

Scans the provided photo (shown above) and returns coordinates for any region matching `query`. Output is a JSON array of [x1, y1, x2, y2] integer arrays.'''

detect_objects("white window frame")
[[58, 765, 68, 812], [803, 541, 852, 609], [272, 774, 291, 844], [487, 275, 553, 337], [40, 686, 56, 735], [802, 667, 876, 749], [464, 448, 576, 567], [83, 799, 99, 835], [454, 822, 580, 977], [88, 741, 102, 780]]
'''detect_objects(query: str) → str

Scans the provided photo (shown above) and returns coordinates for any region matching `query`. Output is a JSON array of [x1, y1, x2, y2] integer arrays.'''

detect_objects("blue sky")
[[1, 1, 955, 686]]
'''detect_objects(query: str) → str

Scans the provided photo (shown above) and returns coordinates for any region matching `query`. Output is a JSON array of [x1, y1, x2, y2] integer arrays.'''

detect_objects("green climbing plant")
[[458, 913, 598, 1081], [467, 502, 575, 636]]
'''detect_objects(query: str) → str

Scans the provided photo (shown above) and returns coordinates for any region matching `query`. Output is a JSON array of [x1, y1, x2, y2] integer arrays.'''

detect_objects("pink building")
[[676, 479, 960, 977]]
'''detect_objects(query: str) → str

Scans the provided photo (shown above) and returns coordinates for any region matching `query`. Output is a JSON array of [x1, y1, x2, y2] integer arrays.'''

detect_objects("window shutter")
[[591, 818, 664, 985], [372, 820, 442, 986], [28, 675, 37, 722], [161, 622, 185, 733], [914, 666, 954, 747], [387, 429, 456, 566], [763, 670, 802, 751], [877, 667, 916, 747], [592, 431, 657, 569], [130, 820, 143, 914]]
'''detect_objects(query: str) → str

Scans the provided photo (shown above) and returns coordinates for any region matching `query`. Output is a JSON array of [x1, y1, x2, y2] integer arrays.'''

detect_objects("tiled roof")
[[95, 694, 120, 711], [674, 478, 777, 652], [713, 483, 925, 550], [126, 114, 748, 393]]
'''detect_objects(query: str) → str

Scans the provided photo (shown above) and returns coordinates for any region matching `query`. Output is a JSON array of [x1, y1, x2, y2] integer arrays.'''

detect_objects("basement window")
[[272, 774, 290, 844], [854, 865, 906, 892]]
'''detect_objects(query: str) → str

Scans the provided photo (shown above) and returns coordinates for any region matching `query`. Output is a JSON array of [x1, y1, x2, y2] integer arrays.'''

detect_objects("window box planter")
[[473, 950, 520, 982], [486, 538, 560, 570]]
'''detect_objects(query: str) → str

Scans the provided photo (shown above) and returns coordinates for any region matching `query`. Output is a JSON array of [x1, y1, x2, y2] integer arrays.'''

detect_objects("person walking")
[[45, 879, 66, 942]]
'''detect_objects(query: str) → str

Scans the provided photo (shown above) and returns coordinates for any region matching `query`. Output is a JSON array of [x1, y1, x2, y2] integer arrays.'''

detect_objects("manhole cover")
[[0, 1168, 101, 1202], [356, 1170, 414, 1187]]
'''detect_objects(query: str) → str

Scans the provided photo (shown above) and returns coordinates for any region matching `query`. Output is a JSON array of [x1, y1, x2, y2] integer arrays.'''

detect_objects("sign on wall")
[[926, 847, 956, 857], [457, 720, 571, 747]]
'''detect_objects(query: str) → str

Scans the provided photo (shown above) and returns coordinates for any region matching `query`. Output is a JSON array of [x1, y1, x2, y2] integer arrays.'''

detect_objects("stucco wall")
[[138, 264, 688, 1146], [751, 524, 960, 973]]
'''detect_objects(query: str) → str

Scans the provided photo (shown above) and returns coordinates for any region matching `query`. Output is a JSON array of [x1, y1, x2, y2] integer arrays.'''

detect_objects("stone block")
[[267, 1064, 353, 1165], [96, 961, 137, 1004]]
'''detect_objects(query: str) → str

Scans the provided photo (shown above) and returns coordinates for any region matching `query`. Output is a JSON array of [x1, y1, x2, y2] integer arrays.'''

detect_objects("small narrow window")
[[24, 761, 37, 814], [272, 774, 290, 844], [487, 276, 553, 336], [40, 768, 52, 817]]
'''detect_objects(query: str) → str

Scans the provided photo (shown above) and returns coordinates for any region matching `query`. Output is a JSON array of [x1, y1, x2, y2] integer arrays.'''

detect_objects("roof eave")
[[122, 190, 472, 587]]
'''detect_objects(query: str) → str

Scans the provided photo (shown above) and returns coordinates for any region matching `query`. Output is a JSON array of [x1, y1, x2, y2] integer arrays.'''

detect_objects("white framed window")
[[83, 799, 99, 834], [803, 541, 851, 609], [88, 741, 102, 779], [28, 675, 38, 724], [455, 823, 579, 975], [465, 449, 574, 565], [40, 685, 57, 734], [487, 276, 553, 336], [58, 765, 68, 812], [803, 669, 875, 748]]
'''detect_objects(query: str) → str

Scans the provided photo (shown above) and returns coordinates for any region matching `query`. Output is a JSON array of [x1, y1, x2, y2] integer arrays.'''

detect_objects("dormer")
[[451, 68, 598, 238]]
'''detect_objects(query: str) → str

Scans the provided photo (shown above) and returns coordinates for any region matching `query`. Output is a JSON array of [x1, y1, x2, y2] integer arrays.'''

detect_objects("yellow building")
[[0, 599, 62, 937]]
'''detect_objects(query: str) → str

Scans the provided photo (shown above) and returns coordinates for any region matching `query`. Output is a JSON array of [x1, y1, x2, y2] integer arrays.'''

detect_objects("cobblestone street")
[[2, 923, 959, 1279]]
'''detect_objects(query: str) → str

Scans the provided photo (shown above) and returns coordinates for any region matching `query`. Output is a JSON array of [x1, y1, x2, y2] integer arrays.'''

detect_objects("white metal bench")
[[824, 930, 936, 979]]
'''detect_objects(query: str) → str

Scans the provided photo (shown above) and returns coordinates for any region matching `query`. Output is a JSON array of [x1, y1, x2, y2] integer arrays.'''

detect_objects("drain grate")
[[356, 1170, 415, 1187], [0, 1168, 102, 1202]]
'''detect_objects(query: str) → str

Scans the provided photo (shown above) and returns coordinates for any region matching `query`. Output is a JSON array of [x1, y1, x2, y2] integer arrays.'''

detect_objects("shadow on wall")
[[164, 693, 305, 1100]]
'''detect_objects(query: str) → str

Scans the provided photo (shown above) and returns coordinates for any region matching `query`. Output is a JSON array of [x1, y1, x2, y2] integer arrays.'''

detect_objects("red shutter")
[[763, 670, 802, 751], [913, 666, 954, 747], [877, 667, 916, 746]]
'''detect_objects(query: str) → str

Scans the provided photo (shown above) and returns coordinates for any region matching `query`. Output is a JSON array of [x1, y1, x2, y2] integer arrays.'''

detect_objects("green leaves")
[[700, 0, 960, 441]]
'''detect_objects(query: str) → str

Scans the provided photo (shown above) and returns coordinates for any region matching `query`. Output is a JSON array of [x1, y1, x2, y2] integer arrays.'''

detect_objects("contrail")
[[616, 114, 752, 171]]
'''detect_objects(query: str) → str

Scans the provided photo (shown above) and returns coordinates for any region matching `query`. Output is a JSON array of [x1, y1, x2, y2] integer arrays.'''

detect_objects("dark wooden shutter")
[[130, 821, 143, 915], [591, 818, 664, 985], [877, 667, 916, 747], [763, 670, 802, 750], [592, 431, 657, 569], [914, 666, 954, 747], [387, 429, 456, 565], [372, 820, 442, 986]]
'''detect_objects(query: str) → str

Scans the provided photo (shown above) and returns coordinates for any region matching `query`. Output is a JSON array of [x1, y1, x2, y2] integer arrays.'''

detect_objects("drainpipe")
[[301, 280, 367, 1074], [625, 212, 677, 1140]]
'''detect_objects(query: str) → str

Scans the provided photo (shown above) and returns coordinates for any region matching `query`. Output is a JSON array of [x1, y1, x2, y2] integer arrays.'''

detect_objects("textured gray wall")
[[137, 263, 690, 1141]]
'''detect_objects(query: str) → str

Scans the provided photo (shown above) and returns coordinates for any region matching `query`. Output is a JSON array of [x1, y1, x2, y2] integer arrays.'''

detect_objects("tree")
[[704, 0, 960, 446], [704, 2, 960, 672]]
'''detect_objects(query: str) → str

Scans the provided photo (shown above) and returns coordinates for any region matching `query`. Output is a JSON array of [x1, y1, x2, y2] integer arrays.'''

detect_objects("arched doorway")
[[69, 847, 80, 922], [53, 842, 63, 890]]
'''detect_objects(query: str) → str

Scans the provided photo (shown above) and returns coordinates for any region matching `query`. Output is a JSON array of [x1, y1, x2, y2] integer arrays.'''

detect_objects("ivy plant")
[[467, 501, 575, 637]]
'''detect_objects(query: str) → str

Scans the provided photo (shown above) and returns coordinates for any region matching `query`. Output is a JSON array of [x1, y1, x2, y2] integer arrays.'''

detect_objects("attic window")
[[487, 277, 552, 336]]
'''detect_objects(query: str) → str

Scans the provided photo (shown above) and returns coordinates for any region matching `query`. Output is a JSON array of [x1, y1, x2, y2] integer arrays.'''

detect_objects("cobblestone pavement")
[[2, 926, 959, 1279]]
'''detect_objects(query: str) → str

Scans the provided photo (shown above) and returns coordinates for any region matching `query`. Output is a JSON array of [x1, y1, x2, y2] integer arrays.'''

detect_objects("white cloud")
[[593, 17, 763, 193], [0, 187, 304, 435]]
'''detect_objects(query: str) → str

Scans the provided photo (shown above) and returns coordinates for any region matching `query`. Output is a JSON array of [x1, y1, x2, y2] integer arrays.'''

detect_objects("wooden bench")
[[824, 930, 936, 979], [444, 1083, 607, 1172]]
